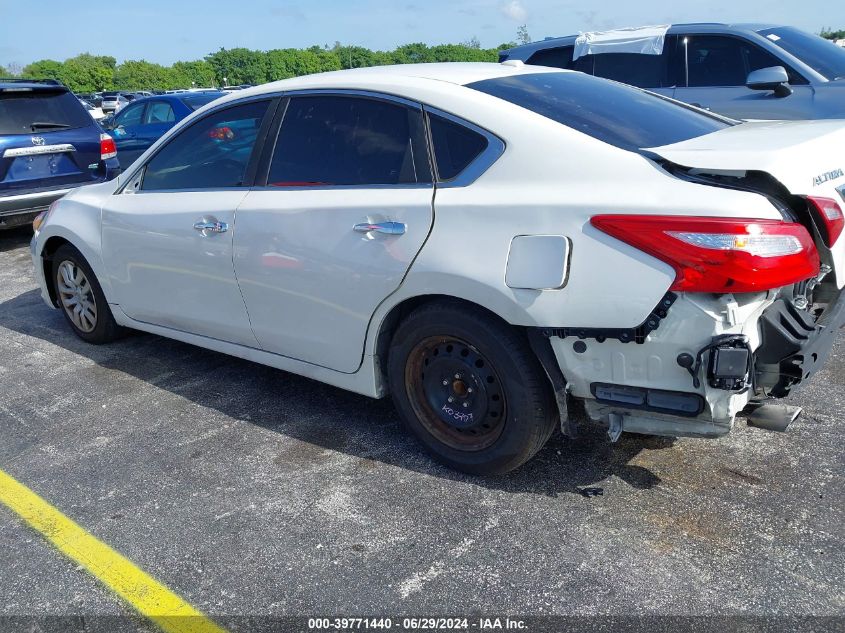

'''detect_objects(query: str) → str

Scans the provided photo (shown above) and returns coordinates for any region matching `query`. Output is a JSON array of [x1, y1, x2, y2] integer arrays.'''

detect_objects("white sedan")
[[30, 63, 845, 474]]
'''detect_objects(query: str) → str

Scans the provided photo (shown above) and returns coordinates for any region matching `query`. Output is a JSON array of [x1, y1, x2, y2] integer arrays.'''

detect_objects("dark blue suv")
[[0, 79, 120, 230]]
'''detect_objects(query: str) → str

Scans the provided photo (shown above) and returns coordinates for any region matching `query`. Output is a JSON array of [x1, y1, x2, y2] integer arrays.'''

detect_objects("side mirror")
[[101, 116, 114, 130], [747, 66, 793, 98]]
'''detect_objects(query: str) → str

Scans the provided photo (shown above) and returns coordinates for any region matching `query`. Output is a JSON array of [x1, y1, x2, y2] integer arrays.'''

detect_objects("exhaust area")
[[744, 402, 803, 432]]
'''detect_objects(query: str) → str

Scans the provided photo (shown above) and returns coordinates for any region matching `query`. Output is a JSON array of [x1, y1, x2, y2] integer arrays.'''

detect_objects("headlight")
[[33, 200, 59, 233]]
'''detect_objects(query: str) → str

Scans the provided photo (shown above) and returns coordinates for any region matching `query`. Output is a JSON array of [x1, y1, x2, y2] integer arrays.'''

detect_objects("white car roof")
[[232, 62, 564, 99]]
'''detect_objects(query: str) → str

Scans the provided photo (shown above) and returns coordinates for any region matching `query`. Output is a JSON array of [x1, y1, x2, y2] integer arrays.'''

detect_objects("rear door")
[[233, 92, 434, 372], [0, 86, 104, 194], [672, 34, 816, 120]]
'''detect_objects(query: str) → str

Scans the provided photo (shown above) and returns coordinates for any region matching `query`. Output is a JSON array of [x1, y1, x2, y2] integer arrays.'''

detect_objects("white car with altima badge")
[[30, 63, 845, 474]]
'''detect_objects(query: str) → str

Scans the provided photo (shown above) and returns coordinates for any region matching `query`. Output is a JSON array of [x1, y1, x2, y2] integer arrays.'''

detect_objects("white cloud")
[[500, 0, 528, 22]]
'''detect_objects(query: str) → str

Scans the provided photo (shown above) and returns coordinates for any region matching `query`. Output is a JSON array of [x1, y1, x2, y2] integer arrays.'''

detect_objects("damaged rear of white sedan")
[[30, 63, 845, 474]]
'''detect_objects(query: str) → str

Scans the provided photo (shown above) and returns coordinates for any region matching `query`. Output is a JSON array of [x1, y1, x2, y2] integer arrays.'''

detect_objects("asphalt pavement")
[[0, 225, 842, 630]]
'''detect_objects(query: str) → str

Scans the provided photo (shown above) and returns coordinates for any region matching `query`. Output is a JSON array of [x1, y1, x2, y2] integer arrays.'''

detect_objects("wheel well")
[[40, 236, 71, 306], [374, 294, 534, 390]]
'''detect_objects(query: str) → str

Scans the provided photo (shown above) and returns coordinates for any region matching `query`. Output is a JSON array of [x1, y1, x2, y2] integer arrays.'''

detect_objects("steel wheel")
[[404, 335, 507, 452], [56, 260, 98, 333]]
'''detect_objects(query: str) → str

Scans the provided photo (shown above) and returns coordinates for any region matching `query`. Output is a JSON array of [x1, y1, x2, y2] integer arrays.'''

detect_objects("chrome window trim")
[[256, 89, 434, 191], [277, 88, 422, 110], [423, 106, 505, 188]]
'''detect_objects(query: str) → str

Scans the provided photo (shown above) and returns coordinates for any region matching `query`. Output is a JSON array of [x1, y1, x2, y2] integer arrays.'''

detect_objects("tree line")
[[4, 27, 842, 92], [0, 40, 521, 93]]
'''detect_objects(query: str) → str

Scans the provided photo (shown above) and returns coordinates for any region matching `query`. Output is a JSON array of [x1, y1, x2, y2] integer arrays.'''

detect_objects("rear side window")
[[142, 100, 269, 191], [0, 90, 92, 134], [268, 95, 431, 186], [428, 113, 488, 181], [144, 102, 175, 124], [527, 46, 575, 69], [526, 46, 670, 88], [587, 53, 669, 88], [469, 72, 731, 151]]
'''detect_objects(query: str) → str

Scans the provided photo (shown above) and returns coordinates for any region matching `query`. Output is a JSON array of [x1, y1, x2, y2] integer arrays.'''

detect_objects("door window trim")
[[253, 89, 435, 191]]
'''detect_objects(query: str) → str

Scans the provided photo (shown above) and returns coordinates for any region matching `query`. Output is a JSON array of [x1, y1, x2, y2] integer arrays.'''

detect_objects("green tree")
[[392, 43, 433, 64], [59, 54, 116, 91], [332, 44, 381, 69], [820, 28, 845, 40], [427, 44, 498, 62], [0, 65, 7, 76], [517, 25, 532, 45], [169, 60, 217, 89], [266, 48, 341, 81], [205, 48, 269, 85], [22, 59, 64, 80], [113, 59, 170, 90]]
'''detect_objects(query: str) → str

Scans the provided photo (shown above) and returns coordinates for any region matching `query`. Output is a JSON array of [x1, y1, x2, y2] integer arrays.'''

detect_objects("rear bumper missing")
[[755, 288, 845, 397]]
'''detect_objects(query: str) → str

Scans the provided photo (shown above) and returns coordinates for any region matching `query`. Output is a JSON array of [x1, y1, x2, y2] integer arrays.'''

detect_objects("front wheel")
[[388, 300, 557, 475], [52, 244, 124, 344]]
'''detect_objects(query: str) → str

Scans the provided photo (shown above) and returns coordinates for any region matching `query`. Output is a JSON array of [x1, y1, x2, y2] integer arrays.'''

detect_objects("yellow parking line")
[[0, 468, 226, 633]]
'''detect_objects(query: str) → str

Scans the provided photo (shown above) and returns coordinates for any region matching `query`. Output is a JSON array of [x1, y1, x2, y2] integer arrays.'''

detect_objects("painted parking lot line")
[[0, 467, 226, 633]]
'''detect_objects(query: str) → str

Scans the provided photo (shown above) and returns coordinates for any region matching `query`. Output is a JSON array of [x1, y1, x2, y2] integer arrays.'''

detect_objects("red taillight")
[[806, 196, 844, 247], [590, 215, 820, 293], [100, 133, 117, 160]]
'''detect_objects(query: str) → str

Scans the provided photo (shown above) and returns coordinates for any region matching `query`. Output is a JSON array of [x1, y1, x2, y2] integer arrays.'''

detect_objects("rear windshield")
[[0, 89, 92, 135], [102, 92, 119, 98], [758, 27, 845, 81], [468, 72, 731, 151], [181, 93, 224, 111]]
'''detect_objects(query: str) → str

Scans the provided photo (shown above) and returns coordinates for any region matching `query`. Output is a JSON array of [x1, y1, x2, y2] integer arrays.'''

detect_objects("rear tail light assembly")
[[100, 133, 117, 160], [590, 215, 820, 293], [805, 196, 844, 247]]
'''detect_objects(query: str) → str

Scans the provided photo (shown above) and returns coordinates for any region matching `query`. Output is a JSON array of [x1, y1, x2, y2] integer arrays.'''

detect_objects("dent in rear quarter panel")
[[34, 180, 117, 303]]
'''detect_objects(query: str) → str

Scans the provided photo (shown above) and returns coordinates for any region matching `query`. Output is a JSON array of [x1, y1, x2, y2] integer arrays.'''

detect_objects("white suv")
[[30, 63, 845, 474]]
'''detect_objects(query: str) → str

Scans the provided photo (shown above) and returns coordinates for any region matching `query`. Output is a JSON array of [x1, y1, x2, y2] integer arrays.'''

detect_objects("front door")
[[233, 93, 434, 373], [102, 99, 273, 346]]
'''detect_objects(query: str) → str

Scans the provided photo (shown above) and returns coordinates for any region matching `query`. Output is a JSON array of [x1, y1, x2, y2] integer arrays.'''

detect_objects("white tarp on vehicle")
[[573, 24, 670, 61]]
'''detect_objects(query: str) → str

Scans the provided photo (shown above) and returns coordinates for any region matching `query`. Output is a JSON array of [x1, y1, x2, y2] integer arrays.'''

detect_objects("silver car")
[[502, 23, 845, 121]]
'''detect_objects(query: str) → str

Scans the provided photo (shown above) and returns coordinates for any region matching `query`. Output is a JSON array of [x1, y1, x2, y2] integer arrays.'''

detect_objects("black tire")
[[388, 300, 557, 475], [52, 244, 124, 344]]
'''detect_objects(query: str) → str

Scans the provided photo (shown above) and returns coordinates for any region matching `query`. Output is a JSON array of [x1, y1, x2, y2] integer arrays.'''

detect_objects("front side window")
[[682, 35, 805, 87], [115, 103, 144, 127], [268, 95, 431, 187], [428, 113, 488, 181], [144, 102, 175, 124], [469, 72, 731, 151], [142, 100, 269, 191]]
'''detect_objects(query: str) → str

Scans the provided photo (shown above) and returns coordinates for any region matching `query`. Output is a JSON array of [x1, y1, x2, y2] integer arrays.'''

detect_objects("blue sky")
[[1, 0, 844, 68]]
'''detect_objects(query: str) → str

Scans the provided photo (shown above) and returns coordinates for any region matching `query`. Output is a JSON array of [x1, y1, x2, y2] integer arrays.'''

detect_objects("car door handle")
[[353, 221, 405, 235], [193, 220, 229, 234]]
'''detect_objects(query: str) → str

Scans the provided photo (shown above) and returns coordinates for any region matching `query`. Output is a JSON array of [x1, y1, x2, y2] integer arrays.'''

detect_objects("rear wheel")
[[388, 300, 557, 475], [52, 244, 124, 344]]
